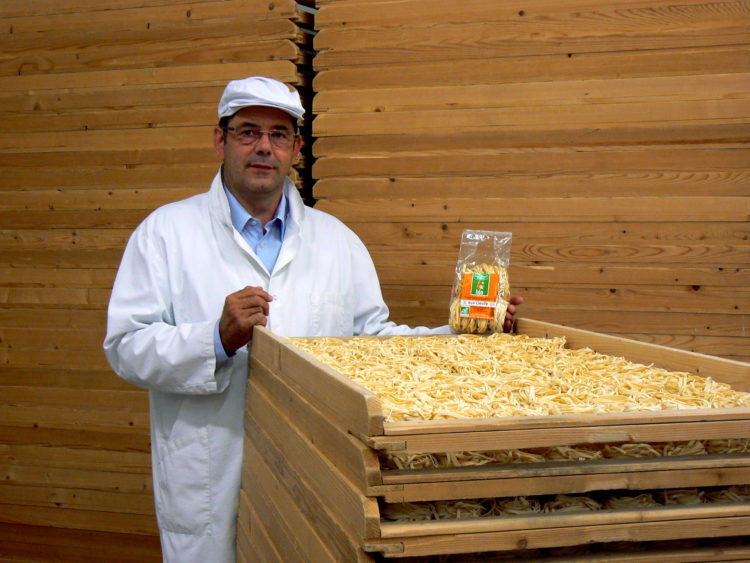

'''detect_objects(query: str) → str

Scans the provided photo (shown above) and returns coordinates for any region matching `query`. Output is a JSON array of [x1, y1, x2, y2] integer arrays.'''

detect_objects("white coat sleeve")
[[349, 234, 452, 337], [103, 222, 232, 394]]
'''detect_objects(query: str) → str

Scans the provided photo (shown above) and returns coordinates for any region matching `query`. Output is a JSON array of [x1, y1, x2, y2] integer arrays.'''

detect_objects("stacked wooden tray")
[[238, 319, 750, 562]]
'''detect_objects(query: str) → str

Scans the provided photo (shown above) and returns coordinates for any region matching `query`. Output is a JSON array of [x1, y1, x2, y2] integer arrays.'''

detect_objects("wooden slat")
[[1, 37, 304, 79], [251, 359, 381, 489], [238, 490, 281, 563], [0, 444, 150, 473], [0, 209, 155, 229], [245, 381, 379, 540], [315, 72, 750, 113], [314, 45, 750, 89], [315, 123, 750, 155], [0, 60, 302, 92], [0, 0, 247, 18], [366, 514, 750, 558], [315, 196, 750, 223], [313, 96, 750, 133], [1, 484, 154, 515], [243, 442, 338, 562], [383, 407, 750, 436], [508, 309, 749, 338], [377, 503, 750, 539], [365, 244, 750, 269], [371, 420, 750, 453], [2, 0, 305, 34], [242, 462, 310, 562], [312, 147, 750, 177], [0, 308, 106, 329], [243, 417, 366, 562], [0, 287, 111, 307], [0, 267, 116, 289], [0, 103, 217, 134], [0, 165, 216, 188], [608, 333, 750, 359], [0, 229, 131, 251], [0, 403, 149, 432], [0, 523, 160, 563], [2, 19, 305, 54], [379, 308, 747, 340], [381, 284, 749, 321], [313, 171, 750, 198], [252, 326, 384, 437], [374, 460, 750, 502], [0, 504, 157, 536], [0, 386, 148, 410], [348, 220, 750, 250], [368, 256, 750, 285], [315, 0, 746, 28], [0, 425, 149, 452], [314, 2, 749, 67], [380, 454, 750, 485]]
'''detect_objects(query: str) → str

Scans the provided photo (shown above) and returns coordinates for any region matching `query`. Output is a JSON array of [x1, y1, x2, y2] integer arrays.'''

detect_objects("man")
[[104, 76, 522, 562]]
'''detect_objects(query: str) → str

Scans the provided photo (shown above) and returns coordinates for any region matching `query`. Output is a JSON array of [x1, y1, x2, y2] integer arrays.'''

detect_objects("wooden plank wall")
[[311, 0, 750, 363], [0, 1, 312, 560]]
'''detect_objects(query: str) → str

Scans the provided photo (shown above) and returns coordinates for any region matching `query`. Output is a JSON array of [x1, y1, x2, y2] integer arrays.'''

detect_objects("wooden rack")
[[239, 319, 750, 561]]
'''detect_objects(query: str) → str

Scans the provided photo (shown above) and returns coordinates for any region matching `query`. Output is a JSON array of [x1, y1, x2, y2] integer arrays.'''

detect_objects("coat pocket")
[[155, 426, 212, 535], [310, 292, 353, 336]]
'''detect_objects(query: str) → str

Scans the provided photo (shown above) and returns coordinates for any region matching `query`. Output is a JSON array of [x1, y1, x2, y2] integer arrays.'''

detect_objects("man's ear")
[[292, 134, 303, 163], [213, 127, 226, 161]]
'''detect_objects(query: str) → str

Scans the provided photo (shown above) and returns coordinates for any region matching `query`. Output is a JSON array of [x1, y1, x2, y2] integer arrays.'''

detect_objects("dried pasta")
[[449, 263, 510, 334], [290, 332, 750, 422], [382, 438, 750, 471], [381, 485, 750, 522]]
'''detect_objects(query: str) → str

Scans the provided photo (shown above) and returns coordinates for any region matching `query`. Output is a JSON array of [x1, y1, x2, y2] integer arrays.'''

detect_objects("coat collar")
[[207, 168, 305, 236]]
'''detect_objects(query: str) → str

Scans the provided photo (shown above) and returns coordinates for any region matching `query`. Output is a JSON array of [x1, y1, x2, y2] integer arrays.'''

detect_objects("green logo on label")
[[471, 273, 490, 296]]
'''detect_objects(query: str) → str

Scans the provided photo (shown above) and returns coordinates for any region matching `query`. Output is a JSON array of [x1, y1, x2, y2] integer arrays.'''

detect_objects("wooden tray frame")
[[240, 319, 750, 560]]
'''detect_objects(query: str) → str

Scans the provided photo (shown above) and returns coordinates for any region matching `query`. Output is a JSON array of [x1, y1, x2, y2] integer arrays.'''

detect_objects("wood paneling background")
[[0, 0, 748, 561], [312, 0, 750, 363], [0, 1, 312, 560]]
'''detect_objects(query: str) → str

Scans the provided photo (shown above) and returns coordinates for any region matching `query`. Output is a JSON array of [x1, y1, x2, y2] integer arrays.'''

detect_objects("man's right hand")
[[218, 286, 273, 354]]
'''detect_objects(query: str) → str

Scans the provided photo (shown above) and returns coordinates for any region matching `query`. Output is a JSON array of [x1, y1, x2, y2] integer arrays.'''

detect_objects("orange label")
[[459, 272, 499, 319]]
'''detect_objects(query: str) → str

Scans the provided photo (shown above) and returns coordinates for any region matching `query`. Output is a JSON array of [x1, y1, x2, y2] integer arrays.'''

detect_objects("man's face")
[[214, 106, 301, 206]]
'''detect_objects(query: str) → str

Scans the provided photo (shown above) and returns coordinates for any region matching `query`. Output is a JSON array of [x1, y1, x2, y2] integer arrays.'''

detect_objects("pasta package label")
[[459, 272, 500, 319], [449, 229, 513, 333]]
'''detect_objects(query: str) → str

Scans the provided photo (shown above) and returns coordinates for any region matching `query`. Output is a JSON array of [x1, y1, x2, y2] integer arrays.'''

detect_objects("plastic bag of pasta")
[[449, 230, 511, 333]]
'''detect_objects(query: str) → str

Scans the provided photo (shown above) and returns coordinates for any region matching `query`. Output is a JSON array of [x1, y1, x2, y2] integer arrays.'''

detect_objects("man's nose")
[[254, 131, 274, 152]]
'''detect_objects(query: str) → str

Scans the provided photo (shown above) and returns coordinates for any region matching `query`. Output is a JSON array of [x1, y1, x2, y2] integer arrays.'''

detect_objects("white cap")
[[217, 76, 305, 122]]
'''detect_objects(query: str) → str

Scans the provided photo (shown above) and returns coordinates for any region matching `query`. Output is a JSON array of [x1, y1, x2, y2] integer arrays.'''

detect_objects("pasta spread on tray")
[[379, 485, 750, 522], [288, 333, 750, 525], [290, 332, 750, 422]]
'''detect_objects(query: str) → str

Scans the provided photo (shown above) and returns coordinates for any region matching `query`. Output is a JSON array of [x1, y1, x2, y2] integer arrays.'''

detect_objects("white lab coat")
[[103, 171, 447, 562]]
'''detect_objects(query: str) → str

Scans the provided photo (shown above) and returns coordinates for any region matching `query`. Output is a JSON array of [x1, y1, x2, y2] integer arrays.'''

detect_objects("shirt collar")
[[222, 178, 288, 236]]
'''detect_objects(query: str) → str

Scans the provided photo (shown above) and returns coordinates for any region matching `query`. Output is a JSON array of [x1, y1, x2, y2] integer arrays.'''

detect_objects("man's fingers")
[[218, 287, 274, 353]]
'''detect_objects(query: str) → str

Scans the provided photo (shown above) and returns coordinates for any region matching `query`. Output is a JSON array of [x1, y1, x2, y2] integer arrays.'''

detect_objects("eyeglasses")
[[222, 126, 298, 149]]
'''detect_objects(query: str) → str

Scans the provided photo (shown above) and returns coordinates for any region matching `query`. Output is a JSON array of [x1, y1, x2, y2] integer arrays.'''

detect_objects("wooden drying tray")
[[246, 321, 750, 559], [252, 318, 750, 441], [365, 503, 750, 558], [250, 321, 750, 500]]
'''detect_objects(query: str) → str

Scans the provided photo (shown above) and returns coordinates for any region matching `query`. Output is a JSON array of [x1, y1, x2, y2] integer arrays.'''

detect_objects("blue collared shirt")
[[214, 184, 288, 362]]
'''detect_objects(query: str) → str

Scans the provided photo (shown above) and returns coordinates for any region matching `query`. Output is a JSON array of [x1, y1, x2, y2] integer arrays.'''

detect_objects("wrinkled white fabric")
[[104, 171, 447, 562]]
